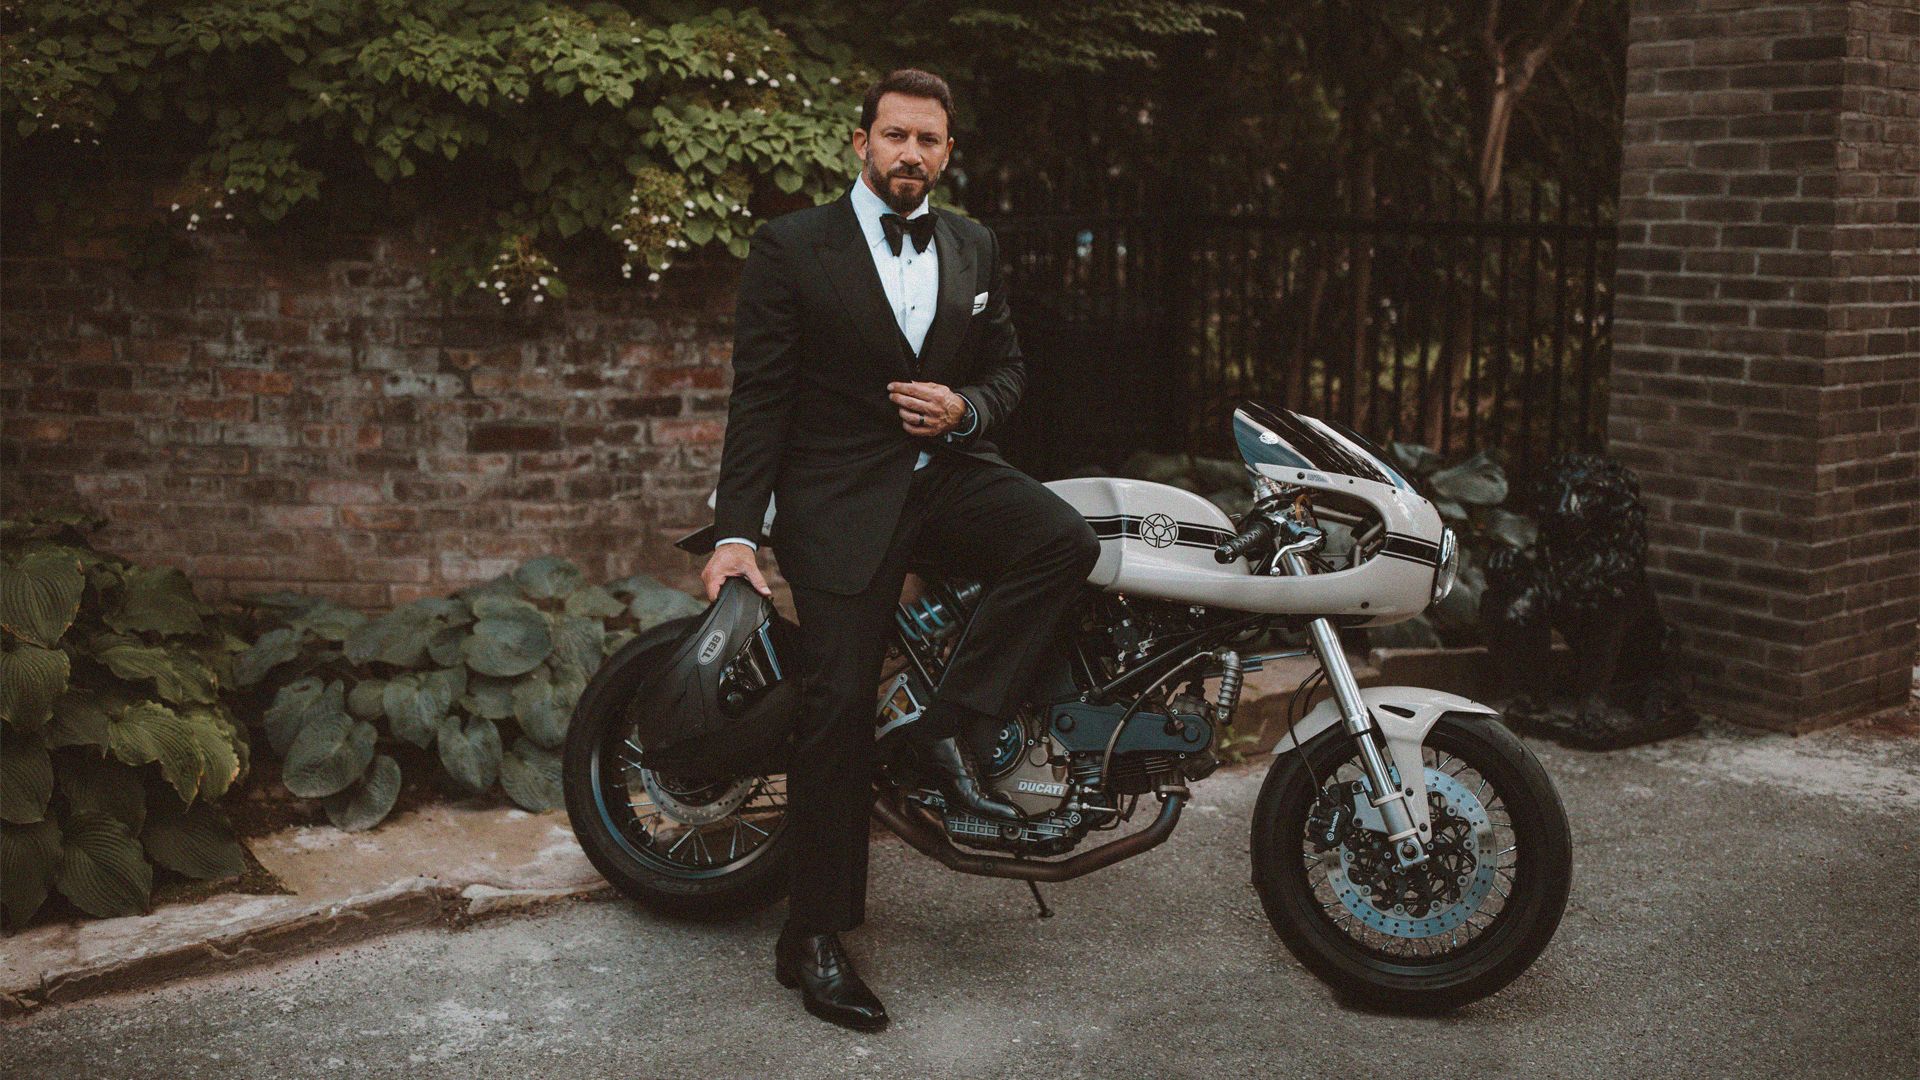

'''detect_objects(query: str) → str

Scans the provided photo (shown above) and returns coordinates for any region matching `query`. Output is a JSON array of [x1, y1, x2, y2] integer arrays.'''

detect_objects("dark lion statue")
[[1481, 452, 1699, 749]]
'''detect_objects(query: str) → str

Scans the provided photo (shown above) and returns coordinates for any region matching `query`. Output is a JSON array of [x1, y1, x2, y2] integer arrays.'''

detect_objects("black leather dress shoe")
[[917, 733, 1027, 822], [775, 927, 889, 1032]]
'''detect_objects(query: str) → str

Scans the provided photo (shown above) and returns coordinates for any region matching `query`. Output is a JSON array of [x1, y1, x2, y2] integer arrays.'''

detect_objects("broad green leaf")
[[57, 751, 146, 832], [344, 605, 437, 667], [550, 614, 604, 675], [604, 573, 665, 598], [46, 689, 111, 748], [461, 676, 516, 721], [281, 710, 376, 799], [348, 677, 388, 721], [290, 602, 368, 642], [436, 714, 502, 794], [263, 676, 327, 756], [563, 585, 626, 619], [1428, 450, 1508, 507], [427, 623, 466, 667], [141, 802, 246, 881], [629, 585, 703, 630], [1486, 509, 1539, 550], [2, 819, 64, 929], [500, 738, 561, 812], [235, 628, 303, 688], [0, 640, 70, 730], [514, 556, 585, 599], [382, 669, 460, 748], [461, 605, 552, 677], [0, 550, 85, 648], [178, 707, 242, 802], [107, 702, 211, 805], [56, 810, 152, 918], [105, 565, 206, 636], [322, 753, 401, 832], [93, 637, 217, 705], [0, 740, 53, 824], [511, 673, 569, 749]]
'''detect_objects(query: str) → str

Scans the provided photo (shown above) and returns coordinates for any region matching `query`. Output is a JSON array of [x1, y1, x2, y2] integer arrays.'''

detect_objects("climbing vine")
[[0, 1, 868, 300]]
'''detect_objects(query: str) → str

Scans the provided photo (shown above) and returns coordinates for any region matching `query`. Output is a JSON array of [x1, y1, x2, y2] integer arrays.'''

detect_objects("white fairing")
[[1264, 687, 1502, 838], [1043, 472, 1444, 623]]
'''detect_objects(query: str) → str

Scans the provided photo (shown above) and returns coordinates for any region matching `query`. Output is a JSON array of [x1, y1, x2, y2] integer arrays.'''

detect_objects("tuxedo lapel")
[[917, 212, 974, 385], [815, 193, 912, 375]]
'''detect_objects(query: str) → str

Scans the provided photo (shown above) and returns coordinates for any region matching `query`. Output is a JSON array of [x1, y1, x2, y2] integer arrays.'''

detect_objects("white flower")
[[725, 51, 735, 62], [610, 223, 623, 231], [647, 271, 660, 282], [829, 76, 840, 85], [787, 72, 796, 81], [493, 280, 506, 289], [500, 295, 511, 304], [538, 276, 549, 285], [802, 98, 811, 107], [533, 294, 544, 303], [755, 68, 768, 79], [170, 202, 181, 211], [722, 68, 734, 80], [683, 199, 694, 208], [768, 79, 779, 88]]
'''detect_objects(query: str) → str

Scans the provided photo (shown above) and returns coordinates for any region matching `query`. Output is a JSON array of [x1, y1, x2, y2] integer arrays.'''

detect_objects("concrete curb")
[[1, 803, 616, 1017]]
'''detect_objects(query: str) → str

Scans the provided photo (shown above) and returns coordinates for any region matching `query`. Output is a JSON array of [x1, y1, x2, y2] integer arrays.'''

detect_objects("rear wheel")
[[1251, 711, 1571, 1010], [561, 617, 795, 920]]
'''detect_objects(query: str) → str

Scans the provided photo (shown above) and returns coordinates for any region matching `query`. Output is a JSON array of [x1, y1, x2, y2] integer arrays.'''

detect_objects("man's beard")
[[865, 155, 939, 215]]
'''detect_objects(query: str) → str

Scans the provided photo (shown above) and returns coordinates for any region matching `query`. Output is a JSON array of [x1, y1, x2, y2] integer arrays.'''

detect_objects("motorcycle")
[[561, 401, 1572, 1010]]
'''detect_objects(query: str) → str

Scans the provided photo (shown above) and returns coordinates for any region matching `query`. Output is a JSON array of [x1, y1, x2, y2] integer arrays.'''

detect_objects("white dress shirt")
[[715, 176, 977, 554]]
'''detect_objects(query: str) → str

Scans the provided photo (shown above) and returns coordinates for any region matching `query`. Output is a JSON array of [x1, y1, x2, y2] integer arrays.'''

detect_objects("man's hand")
[[887, 381, 968, 437], [702, 543, 773, 601]]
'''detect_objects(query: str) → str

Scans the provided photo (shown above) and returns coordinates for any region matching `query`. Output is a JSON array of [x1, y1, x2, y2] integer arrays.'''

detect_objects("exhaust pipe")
[[870, 786, 1188, 882]]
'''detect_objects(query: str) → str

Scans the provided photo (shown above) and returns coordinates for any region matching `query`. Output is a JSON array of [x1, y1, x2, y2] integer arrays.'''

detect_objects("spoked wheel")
[[1251, 711, 1571, 1010], [562, 617, 796, 919]]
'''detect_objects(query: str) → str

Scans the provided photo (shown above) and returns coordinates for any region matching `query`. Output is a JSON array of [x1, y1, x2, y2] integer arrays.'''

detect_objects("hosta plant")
[[1, 512, 250, 931], [1368, 443, 1540, 649], [238, 557, 703, 831]]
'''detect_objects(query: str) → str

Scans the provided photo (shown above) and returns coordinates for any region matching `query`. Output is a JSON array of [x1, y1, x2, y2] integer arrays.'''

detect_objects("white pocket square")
[[971, 291, 989, 315]]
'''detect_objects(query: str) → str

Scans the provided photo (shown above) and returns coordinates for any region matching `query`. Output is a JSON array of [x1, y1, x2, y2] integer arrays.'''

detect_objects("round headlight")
[[1431, 527, 1459, 605]]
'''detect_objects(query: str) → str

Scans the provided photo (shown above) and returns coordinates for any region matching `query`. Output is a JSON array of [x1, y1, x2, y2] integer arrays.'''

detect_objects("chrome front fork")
[[1278, 542, 1429, 868]]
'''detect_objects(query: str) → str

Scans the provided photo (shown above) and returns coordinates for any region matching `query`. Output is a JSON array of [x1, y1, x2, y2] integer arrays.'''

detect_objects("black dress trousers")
[[781, 448, 1101, 934]]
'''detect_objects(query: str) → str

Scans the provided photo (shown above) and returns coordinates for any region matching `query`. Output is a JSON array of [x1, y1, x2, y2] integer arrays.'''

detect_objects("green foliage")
[[0, 1, 868, 299], [1, 2, 1237, 295], [0, 512, 250, 932], [1370, 441, 1538, 649], [240, 557, 704, 829]]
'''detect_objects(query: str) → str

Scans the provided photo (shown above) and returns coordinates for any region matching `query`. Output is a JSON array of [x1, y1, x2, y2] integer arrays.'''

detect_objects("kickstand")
[[1025, 879, 1053, 919]]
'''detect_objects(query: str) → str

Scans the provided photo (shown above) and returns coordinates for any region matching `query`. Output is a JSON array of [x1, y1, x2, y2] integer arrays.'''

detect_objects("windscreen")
[[1232, 402, 1413, 491]]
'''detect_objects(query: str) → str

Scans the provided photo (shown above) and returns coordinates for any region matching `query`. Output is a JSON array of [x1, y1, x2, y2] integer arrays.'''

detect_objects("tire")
[[1250, 711, 1572, 1011], [562, 615, 796, 920]]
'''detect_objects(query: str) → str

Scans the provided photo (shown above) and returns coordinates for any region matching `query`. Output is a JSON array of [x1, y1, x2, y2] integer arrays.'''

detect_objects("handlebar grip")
[[1214, 517, 1275, 563]]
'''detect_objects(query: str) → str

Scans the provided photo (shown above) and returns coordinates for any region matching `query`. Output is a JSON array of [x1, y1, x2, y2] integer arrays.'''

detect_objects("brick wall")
[[1610, 0, 1918, 729], [2, 226, 744, 608]]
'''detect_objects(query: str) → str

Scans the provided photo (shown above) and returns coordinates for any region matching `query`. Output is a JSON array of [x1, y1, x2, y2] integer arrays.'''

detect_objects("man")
[[700, 68, 1100, 1032]]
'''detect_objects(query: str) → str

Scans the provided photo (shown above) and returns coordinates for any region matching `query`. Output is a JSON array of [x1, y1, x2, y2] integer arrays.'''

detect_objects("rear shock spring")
[[895, 578, 984, 647]]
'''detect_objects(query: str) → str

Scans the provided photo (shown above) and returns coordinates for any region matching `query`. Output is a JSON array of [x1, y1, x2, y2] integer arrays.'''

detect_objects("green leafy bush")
[[238, 557, 703, 830], [1371, 443, 1538, 649], [0, 513, 250, 931], [1, 2, 867, 299]]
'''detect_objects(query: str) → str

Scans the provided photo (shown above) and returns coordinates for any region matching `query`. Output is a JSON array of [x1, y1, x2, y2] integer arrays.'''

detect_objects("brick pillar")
[[1609, 0, 1918, 730]]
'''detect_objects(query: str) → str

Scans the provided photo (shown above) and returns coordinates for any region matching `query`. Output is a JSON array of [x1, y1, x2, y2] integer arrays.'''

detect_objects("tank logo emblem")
[[1140, 513, 1178, 548], [697, 629, 727, 665]]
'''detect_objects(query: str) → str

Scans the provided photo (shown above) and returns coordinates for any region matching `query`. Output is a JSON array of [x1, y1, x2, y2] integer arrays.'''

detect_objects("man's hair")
[[858, 68, 955, 135]]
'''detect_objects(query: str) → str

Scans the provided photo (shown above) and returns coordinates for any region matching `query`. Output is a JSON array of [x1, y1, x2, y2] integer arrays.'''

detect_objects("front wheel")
[[1250, 711, 1572, 1011]]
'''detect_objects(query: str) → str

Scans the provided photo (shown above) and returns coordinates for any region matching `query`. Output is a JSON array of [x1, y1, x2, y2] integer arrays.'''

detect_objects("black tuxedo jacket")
[[711, 189, 1025, 595]]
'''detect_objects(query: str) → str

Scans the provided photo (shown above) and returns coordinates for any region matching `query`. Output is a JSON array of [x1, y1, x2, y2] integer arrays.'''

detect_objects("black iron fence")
[[972, 181, 1615, 477]]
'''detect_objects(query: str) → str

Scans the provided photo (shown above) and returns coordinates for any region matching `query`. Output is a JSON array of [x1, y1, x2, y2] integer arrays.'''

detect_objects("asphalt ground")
[[3, 715, 1916, 1079]]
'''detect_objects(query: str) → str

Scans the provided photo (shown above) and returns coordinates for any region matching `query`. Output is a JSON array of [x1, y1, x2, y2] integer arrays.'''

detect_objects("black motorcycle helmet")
[[630, 575, 803, 779]]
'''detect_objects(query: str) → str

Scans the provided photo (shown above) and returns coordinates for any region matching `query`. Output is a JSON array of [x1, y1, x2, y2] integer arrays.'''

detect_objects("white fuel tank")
[[1043, 477, 1252, 590]]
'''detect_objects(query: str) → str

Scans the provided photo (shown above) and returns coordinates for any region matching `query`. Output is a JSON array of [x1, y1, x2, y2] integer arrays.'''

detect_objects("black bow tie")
[[879, 212, 936, 256]]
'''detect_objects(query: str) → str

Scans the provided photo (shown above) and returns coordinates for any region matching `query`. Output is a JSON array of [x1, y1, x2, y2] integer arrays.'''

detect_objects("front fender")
[[1264, 686, 1501, 840]]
